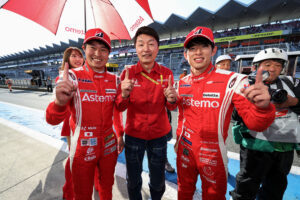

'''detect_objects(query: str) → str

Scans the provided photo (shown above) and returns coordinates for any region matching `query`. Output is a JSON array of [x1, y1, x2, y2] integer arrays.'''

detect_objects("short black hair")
[[133, 26, 159, 46], [185, 37, 214, 51]]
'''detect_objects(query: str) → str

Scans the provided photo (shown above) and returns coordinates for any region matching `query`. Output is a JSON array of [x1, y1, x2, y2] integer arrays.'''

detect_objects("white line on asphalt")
[[0, 117, 202, 199], [1, 100, 300, 177]]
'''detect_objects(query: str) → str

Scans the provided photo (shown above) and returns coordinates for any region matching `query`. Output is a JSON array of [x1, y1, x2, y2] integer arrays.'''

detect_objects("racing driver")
[[165, 26, 276, 200], [46, 28, 123, 200]]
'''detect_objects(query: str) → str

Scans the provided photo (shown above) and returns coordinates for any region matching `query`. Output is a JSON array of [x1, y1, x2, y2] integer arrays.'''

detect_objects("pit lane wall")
[[0, 79, 50, 92]]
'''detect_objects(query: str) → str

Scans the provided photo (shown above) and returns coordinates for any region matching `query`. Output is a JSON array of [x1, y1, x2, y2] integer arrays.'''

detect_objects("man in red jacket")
[[46, 28, 123, 200], [116, 26, 177, 200], [169, 26, 275, 200]]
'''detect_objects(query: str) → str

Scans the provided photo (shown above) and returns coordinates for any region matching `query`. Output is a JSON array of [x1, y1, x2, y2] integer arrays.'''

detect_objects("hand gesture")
[[121, 68, 134, 98], [164, 75, 177, 103], [241, 67, 271, 109], [54, 63, 77, 106], [117, 136, 124, 154]]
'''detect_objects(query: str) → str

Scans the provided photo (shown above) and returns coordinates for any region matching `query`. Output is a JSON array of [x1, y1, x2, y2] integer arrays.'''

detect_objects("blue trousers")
[[125, 134, 167, 200]]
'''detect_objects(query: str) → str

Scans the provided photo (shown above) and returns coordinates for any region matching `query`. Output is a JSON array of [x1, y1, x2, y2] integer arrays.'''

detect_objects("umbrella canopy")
[[1, 0, 154, 40]]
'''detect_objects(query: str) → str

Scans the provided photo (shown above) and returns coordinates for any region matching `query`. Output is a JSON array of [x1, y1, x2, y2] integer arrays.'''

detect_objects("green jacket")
[[232, 123, 297, 152]]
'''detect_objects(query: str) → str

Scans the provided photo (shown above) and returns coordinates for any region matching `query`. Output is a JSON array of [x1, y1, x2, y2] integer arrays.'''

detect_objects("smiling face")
[[83, 40, 109, 71], [69, 50, 84, 68], [135, 34, 159, 69], [184, 40, 217, 76]]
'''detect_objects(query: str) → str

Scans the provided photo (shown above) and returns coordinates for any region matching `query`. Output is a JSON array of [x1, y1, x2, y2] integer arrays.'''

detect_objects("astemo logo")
[[82, 93, 115, 102], [183, 98, 220, 108]]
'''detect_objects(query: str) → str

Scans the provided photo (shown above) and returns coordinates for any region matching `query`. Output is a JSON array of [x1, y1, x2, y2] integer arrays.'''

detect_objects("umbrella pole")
[[84, 0, 87, 33]]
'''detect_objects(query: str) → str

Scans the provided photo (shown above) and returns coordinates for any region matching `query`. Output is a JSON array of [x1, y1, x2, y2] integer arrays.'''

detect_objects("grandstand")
[[0, 0, 300, 83]]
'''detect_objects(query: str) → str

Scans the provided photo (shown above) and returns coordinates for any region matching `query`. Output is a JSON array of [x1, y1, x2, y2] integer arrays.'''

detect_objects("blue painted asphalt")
[[0, 101, 299, 199]]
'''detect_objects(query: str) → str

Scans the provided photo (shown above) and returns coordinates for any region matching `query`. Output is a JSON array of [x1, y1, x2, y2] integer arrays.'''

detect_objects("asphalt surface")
[[0, 87, 298, 166], [0, 87, 299, 200]]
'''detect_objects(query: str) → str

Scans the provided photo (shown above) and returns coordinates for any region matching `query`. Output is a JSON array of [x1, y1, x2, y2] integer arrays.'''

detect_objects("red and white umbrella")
[[0, 0, 154, 40]]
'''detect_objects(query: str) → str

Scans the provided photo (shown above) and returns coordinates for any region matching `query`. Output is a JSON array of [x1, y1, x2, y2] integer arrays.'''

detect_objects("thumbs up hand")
[[164, 75, 177, 103], [241, 67, 271, 108], [54, 62, 77, 106], [121, 68, 134, 98]]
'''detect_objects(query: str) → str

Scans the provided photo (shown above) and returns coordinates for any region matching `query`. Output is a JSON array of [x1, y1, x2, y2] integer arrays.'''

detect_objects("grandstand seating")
[[0, 20, 299, 81]]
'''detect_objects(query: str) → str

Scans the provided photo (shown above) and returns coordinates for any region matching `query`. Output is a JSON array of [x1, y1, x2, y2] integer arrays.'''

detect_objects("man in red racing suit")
[[166, 27, 276, 200], [46, 28, 124, 200]]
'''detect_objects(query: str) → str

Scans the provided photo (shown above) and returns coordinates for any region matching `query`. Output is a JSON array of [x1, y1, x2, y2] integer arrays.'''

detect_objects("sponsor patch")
[[86, 147, 94, 155], [80, 89, 97, 93], [203, 92, 220, 99], [90, 138, 97, 146], [81, 126, 97, 131], [80, 138, 97, 146], [182, 136, 192, 145], [94, 75, 104, 78], [203, 166, 214, 176], [200, 147, 217, 152], [186, 128, 194, 133], [180, 94, 193, 97], [181, 155, 190, 163], [104, 133, 115, 142], [104, 139, 116, 148], [104, 145, 117, 156], [78, 78, 92, 83], [183, 148, 189, 156], [180, 84, 192, 88], [82, 93, 115, 102], [105, 89, 116, 94], [184, 131, 190, 139], [81, 139, 89, 146], [84, 155, 96, 162], [244, 83, 250, 89], [199, 157, 217, 166], [229, 77, 237, 88], [180, 141, 192, 150], [183, 98, 219, 108], [84, 132, 93, 137], [182, 163, 188, 168]]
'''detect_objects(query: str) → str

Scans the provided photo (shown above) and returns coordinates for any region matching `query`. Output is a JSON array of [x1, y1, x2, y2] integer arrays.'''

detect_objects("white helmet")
[[215, 55, 232, 64], [252, 48, 288, 68]]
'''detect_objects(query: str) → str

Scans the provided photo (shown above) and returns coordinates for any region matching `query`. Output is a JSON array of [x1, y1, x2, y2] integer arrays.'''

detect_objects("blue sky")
[[0, 0, 256, 56]]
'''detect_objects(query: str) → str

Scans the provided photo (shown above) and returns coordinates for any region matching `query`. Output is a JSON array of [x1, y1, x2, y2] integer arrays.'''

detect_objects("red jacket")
[[46, 63, 124, 138], [116, 62, 176, 140]]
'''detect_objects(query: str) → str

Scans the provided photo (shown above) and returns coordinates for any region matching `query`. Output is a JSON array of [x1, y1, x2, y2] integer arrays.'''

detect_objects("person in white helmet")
[[230, 48, 300, 200], [179, 68, 188, 79], [215, 54, 232, 70]]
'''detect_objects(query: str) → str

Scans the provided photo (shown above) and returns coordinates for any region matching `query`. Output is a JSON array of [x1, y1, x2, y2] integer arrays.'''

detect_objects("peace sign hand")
[[164, 75, 177, 103], [54, 62, 77, 106], [241, 67, 271, 108], [121, 68, 135, 98]]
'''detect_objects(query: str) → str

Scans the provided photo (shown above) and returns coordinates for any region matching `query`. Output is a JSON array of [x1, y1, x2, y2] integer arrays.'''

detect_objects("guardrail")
[[0, 79, 52, 92]]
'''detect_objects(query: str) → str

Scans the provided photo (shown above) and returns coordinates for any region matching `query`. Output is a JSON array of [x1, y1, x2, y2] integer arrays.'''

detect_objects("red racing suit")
[[46, 63, 123, 200], [175, 64, 275, 200]]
